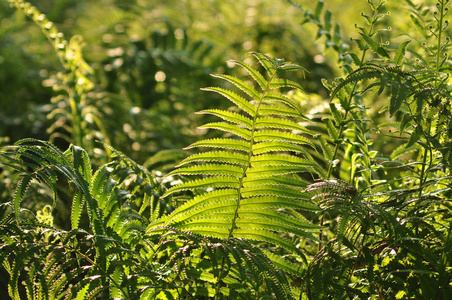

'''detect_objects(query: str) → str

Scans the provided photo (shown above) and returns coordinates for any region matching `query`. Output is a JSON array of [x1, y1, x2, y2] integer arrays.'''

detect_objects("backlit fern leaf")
[[331, 67, 383, 99], [185, 138, 250, 152], [147, 52, 323, 270], [177, 151, 249, 166], [1, 140, 166, 299]]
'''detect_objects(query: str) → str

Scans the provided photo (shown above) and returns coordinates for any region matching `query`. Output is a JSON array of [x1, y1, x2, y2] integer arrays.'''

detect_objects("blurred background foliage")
[[2, 0, 451, 297], [1, 0, 443, 206], [0, 0, 368, 159], [1, 0, 436, 191]]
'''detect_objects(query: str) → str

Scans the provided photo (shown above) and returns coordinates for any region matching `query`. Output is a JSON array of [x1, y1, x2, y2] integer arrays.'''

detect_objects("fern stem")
[[227, 69, 278, 239], [435, 0, 446, 74], [320, 49, 368, 251]]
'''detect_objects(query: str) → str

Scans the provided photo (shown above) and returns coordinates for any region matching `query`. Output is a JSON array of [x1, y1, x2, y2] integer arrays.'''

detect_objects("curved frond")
[[177, 151, 249, 166], [200, 122, 252, 140], [169, 163, 244, 177], [149, 52, 319, 275], [201, 87, 256, 116], [197, 109, 253, 129], [254, 130, 314, 147], [231, 60, 268, 89], [252, 141, 308, 154], [255, 117, 311, 133], [259, 104, 302, 117], [162, 176, 241, 197], [211, 74, 261, 100], [184, 138, 250, 152]]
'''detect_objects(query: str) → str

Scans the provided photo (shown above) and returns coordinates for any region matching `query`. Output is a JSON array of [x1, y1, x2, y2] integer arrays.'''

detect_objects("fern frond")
[[71, 191, 85, 230], [255, 117, 311, 133], [240, 196, 318, 211], [252, 141, 308, 154], [331, 67, 383, 99], [254, 130, 314, 147], [263, 93, 305, 117], [177, 151, 249, 166], [259, 103, 303, 117], [241, 185, 306, 199], [233, 228, 304, 257], [199, 122, 252, 140], [197, 109, 253, 129], [231, 60, 268, 89], [201, 87, 256, 116], [184, 138, 250, 152], [270, 78, 305, 91], [251, 51, 278, 77], [168, 163, 244, 178], [242, 175, 309, 189], [251, 153, 315, 167], [247, 164, 324, 178], [263, 250, 303, 277], [149, 53, 320, 279], [13, 174, 33, 222], [211, 74, 261, 100], [162, 177, 241, 197]]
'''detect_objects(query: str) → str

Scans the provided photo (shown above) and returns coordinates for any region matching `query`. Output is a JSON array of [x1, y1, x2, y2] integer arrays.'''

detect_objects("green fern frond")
[[240, 196, 318, 211], [253, 130, 314, 147], [201, 87, 256, 116], [169, 163, 244, 177], [232, 228, 304, 258], [255, 116, 311, 133], [149, 53, 321, 269], [231, 60, 268, 89], [13, 175, 33, 223], [251, 153, 315, 167], [242, 175, 309, 189], [197, 109, 253, 128], [270, 78, 305, 91], [263, 93, 305, 117], [177, 151, 249, 166], [331, 67, 383, 99], [160, 190, 239, 225], [162, 177, 240, 197], [211, 74, 261, 100], [251, 51, 278, 77], [241, 184, 306, 198], [258, 103, 303, 117], [71, 191, 85, 230], [246, 164, 317, 178], [252, 141, 308, 154], [199, 122, 252, 140], [184, 138, 250, 152], [263, 250, 303, 277]]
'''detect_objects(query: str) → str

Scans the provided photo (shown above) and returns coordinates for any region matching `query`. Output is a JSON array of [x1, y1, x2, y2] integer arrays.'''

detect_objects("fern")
[[0, 139, 168, 299], [147, 52, 323, 266]]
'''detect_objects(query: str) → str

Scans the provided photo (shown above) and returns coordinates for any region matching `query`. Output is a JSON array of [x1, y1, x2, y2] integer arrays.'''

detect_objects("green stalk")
[[435, 0, 445, 74], [419, 0, 447, 197], [319, 0, 385, 251], [319, 49, 368, 251], [228, 70, 278, 239], [217, 65, 278, 299]]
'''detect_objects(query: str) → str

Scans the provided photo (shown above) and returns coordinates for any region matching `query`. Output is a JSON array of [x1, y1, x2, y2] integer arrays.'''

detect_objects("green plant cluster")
[[1, 0, 452, 299]]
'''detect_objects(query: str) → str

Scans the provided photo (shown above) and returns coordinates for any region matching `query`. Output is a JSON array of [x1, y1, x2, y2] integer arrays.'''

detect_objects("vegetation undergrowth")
[[1, 0, 451, 299]]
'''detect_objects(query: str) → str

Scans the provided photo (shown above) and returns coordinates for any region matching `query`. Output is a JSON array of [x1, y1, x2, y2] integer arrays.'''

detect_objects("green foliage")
[[146, 53, 323, 297], [1, 0, 452, 299]]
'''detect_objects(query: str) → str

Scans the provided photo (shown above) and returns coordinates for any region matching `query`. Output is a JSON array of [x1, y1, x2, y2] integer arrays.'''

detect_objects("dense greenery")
[[1, 0, 451, 298]]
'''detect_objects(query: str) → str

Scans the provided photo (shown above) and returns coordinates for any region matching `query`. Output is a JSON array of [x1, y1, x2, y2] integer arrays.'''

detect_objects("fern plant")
[[294, 0, 452, 298], [145, 52, 326, 296], [0, 52, 328, 296], [0, 138, 171, 299]]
